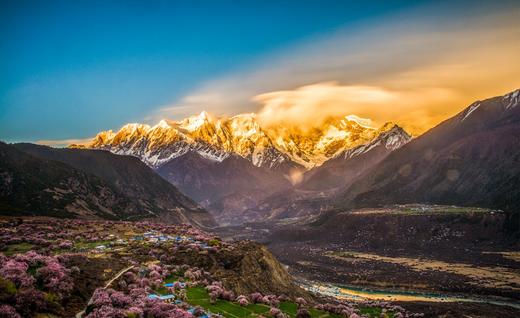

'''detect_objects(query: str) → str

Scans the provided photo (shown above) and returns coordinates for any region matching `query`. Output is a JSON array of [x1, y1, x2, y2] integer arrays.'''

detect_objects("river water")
[[299, 280, 520, 310]]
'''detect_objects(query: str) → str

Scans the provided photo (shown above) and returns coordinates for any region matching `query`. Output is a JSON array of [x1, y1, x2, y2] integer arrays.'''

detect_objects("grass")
[[154, 274, 185, 295], [4, 242, 34, 256], [183, 287, 346, 318], [74, 240, 112, 250], [359, 306, 394, 318]]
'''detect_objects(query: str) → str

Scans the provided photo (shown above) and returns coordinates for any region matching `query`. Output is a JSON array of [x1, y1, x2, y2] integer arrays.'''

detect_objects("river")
[[299, 280, 520, 310]]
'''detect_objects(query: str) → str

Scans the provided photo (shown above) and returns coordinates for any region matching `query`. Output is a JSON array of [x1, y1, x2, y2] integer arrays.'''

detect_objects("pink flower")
[[295, 297, 307, 307], [238, 298, 249, 306], [269, 307, 283, 318], [0, 260, 34, 288], [91, 289, 112, 307], [110, 290, 132, 308], [0, 304, 21, 318]]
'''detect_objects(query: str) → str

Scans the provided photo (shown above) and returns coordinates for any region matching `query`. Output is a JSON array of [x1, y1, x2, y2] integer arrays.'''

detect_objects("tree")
[[295, 297, 307, 308], [296, 309, 311, 318], [236, 295, 249, 306], [15, 289, 47, 317], [250, 292, 263, 304], [91, 289, 112, 307], [0, 304, 21, 318], [0, 260, 34, 288], [110, 290, 132, 308], [36, 261, 74, 297], [269, 307, 284, 318]]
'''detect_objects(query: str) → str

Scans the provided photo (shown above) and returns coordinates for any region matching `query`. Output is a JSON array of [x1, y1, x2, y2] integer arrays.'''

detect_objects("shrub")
[[0, 260, 34, 288], [0, 304, 21, 318], [296, 308, 311, 318]]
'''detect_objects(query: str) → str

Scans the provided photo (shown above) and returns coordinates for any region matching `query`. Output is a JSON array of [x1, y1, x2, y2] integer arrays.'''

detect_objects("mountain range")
[[76, 112, 396, 171], [245, 89, 520, 222], [77, 110, 411, 223], [335, 88, 520, 212], [1, 89, 518, 226], [0, 143, 215, 227]]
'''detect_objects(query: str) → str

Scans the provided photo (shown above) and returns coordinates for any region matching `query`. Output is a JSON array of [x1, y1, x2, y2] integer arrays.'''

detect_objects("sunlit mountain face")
[[75, 111, 406, 170]]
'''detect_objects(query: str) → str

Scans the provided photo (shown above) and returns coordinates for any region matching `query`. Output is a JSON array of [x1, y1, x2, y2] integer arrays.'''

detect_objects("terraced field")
[[183, 287, 392, 318]]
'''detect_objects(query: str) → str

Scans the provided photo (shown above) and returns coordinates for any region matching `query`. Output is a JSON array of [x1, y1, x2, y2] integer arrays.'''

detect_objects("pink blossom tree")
[[0, 304, 21, 318]]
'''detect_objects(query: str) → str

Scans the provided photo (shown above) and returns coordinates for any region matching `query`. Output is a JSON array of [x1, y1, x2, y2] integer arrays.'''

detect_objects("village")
[[0, 217, 415, 318]]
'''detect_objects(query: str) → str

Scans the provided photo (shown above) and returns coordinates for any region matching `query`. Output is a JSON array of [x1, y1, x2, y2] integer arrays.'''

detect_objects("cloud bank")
[[154, 3, 520, 135], [36, 138, 92, 148]]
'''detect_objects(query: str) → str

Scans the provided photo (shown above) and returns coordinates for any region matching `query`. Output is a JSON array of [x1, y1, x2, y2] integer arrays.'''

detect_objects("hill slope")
[[157, 151, 291, 224], [1, 143, 215, 226], [241, 125, 410, 222], [336, 89, 520, 212], [300, 124, 411, 191]]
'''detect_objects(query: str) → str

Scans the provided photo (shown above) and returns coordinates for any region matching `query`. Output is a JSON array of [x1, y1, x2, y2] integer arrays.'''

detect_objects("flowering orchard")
[[0, 218, 422, 318]]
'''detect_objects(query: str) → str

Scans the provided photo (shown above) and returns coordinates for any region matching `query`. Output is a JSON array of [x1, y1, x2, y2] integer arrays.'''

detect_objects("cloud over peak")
[[153, 3, 520, 136]]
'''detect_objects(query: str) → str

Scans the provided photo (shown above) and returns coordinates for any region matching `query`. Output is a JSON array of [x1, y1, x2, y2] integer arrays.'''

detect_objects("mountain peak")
[[503, 88, 520, 109], [378, 124, 411, 150], [178, 111, 213, 132], [337, 123, 410, 160], [155, 119, 171, 129], [80, 112, 413, 170], [198, 110, 210, 119], [344, 114, 373, 128]]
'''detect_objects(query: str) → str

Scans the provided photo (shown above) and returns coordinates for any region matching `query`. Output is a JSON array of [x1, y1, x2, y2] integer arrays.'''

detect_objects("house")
[[143, 231, 159, 237], [187, 308, 209, 317], [115, 239, 127, 245], [148, 293, 176, 303], [164, 282, 186, 288]]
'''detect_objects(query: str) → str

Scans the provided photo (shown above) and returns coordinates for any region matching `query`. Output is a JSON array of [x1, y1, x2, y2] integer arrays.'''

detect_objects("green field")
[[74, 240, 112, 250], [152, 283, 392, 318], [3, 242, 34, 256], [359, 306, 394, 318], [183, 287, 350, 318], [153, 274, 183, 295]]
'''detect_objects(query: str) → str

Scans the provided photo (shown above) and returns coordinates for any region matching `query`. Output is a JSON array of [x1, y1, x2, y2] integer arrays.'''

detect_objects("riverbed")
[[299, 280, 520, 310]]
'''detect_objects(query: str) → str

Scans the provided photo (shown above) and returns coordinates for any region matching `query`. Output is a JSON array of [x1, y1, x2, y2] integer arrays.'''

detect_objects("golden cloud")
[[155, 4, 520, 136], [254, 83, 461, 136]]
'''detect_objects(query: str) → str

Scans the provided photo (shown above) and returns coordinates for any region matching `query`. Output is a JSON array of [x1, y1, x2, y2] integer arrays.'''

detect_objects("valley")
[[0, 217, 417, 318], [3, 1, 520, 317], [214, 205, 520, 317], [1, 89, 519, 317]]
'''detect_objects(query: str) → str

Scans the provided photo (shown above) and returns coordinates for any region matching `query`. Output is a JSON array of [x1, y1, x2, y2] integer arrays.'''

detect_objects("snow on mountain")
[[78, 112, 410, 171], [264, 115, 382, 168], [80, 112, 294, 170], [503, 88, 520, 109], [461, 102, 481, 122], [459, 88, 520, 122], [339, 123, 411, 159]]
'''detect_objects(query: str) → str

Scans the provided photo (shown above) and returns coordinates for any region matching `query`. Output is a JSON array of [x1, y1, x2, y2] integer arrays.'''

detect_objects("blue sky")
[[1, 0, 519, 144]]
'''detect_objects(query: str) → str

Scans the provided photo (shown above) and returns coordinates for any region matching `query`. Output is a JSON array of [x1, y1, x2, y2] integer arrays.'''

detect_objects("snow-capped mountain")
[[335, 88, 520, 212], [338, 123, 411, 160], [240, 122, 411, 222], [266, 115, 381, 168], [76, 111, 408, 172], [81, 112, 296, 171], [295, 122, 411, 192]]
